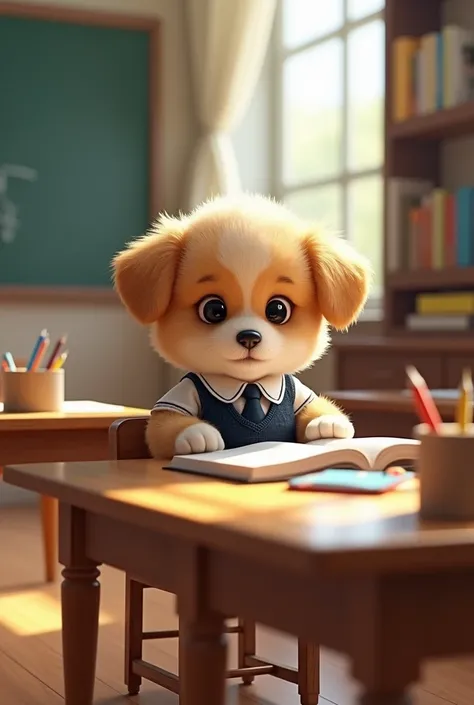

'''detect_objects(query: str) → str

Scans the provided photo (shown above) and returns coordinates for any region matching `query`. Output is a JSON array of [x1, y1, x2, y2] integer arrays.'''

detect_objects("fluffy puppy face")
[[113, 195, 371, 381]]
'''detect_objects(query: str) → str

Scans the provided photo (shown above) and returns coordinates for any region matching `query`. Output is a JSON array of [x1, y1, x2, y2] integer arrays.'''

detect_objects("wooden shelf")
[[387, 268, 474, 291], [389, 101, 474, 141], [333, 335, 474, 352]]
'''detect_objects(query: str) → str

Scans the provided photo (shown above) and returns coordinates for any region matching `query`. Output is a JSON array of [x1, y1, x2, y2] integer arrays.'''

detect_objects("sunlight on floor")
[[0, 590, 114, 636]]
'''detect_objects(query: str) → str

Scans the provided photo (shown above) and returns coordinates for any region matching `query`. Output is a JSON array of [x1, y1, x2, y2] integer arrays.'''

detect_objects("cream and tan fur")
[[113, 194, 371, 459]]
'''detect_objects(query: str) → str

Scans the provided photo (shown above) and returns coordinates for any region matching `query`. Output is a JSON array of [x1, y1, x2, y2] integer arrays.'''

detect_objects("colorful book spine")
[[456, 187, 474, 266], [407, 313, 474, 331], [413, 48, 423, 115], [432, 189, 446, 269], [436, 32, 444, 109], [421, 33, 438, 113], [387, 178, 433, 271], [443, 25, 454, 108], [420, 197, 432, 268], [389, 180, 474, 272], [444, 193, 456, 267], [409, 207, 420, 268], [394, 25, 474, 120], [392, 36, 419, 121], [416, 292, 474, 315]]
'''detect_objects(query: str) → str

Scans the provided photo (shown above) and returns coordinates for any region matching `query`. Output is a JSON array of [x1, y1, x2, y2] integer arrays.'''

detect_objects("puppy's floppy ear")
[[113, 215, 186, 324], [304, 231, 372, 330]]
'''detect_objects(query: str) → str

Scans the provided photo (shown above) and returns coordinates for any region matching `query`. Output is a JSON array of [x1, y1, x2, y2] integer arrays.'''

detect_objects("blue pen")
[[26, 329, 49, 371], [2, 352, 16, 371]]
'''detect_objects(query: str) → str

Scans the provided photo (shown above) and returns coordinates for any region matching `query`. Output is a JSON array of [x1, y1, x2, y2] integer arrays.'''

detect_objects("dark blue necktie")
[[242, 384, 265, 422]]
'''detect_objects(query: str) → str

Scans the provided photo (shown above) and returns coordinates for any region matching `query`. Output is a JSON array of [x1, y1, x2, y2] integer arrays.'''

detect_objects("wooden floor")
[[1, 507, 474, 705]]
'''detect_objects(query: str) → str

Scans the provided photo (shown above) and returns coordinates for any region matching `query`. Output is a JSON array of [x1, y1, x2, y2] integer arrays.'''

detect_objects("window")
[[275, 0, 385, 308]]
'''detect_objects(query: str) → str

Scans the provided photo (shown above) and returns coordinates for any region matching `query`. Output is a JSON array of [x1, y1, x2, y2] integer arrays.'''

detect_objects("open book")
[[165, 437, 420, 483]]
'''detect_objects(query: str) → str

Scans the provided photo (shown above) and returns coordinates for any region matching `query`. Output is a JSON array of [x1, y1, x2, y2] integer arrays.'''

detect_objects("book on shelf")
[[404, 292, 474, 332], [406, 313, 474, 331], [165, 438, 420, 483], [392, 25, 474, 121], [416, 291, 474, 315], [387, 178, 432, 271], [388, 178, 474, 272]]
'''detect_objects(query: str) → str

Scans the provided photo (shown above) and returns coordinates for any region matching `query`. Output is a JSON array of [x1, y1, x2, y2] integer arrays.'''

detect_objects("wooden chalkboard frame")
[[0, 1, 161, 303]]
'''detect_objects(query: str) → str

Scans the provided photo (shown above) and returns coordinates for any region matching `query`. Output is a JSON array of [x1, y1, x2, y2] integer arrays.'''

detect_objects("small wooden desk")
[[0, 401, 149, 581], [5, 458, 474, 705], [327, 390, 457, 437]]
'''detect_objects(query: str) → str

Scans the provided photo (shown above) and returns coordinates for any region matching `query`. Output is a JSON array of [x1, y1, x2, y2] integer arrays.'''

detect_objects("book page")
[[308, 437, 419, 469], [376, 438, 419, 469], [173, 441, 323, 469]]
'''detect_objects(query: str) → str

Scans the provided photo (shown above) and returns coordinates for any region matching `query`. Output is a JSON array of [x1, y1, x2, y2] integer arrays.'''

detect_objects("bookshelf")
[[389, 101, 474, 140], [334, 0, 474, 391], [384, 0, 474, 336]]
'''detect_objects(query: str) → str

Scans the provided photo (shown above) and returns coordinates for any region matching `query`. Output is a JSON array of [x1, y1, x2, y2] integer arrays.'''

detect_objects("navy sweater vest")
[[184, 373, 297, 449]]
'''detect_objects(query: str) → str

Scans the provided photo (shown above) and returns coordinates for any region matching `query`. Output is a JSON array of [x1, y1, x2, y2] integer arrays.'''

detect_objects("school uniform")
[[151, 373, 316, 449]]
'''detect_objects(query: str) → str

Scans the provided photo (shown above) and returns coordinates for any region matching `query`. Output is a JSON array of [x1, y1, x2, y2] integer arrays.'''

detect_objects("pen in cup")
[[406, 365, 442, 433], [52, 350, 68, 370], [456, 368, 473, 434], [26, 329, 49, 371], [45, 335, 67, 370], [2, 352, 16, 372]]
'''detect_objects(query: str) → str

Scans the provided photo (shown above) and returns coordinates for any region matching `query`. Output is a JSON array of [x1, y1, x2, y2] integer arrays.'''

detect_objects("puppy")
[[113, 194, 371, 459]]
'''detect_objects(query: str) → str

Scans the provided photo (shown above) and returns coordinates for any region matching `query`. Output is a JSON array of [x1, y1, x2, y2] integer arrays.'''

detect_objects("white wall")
[[0, 0, 194, 410]]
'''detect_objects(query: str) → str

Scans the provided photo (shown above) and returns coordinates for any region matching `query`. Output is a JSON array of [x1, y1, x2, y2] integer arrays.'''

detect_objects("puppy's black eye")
[[265, 297, 292, 325], [197, 296, 227, 324]]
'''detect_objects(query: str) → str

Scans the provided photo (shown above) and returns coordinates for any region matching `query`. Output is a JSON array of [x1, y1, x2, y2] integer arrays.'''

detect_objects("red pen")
[[406, 365, 442, 433]]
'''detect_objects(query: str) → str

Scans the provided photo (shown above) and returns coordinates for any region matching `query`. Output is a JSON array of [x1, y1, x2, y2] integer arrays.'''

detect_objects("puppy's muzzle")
[[236, 330, 262, 350]]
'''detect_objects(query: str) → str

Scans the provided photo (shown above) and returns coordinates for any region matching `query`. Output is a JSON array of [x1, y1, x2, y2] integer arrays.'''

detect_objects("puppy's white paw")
[[305, 415, 355, 441], [175, 423, 225, 455]]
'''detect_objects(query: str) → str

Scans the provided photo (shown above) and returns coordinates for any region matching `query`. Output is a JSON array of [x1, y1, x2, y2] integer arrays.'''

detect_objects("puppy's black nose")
[[236, 330, 262, 350]]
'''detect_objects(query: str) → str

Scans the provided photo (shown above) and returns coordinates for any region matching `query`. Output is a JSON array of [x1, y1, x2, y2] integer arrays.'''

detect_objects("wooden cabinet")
[[340, 353, 442, 390], [445, 356, 474, 388], [334, 337, 474, 391]]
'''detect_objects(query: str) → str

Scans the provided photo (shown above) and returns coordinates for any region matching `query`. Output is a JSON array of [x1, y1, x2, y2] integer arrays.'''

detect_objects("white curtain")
[[185, 0, 277, 209]]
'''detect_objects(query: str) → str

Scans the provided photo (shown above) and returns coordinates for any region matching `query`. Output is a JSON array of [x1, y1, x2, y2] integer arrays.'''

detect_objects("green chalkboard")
[[0, 16, 150, 288]]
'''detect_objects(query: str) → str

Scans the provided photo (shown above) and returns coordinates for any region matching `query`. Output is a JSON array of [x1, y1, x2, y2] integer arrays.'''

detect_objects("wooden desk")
[[326, 390, 457, 437], [0, 401, 149, 582], [6, 459, 474, 705]]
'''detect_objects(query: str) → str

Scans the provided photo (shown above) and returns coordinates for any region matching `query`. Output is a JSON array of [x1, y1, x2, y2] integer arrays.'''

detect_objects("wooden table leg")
[[124, 576, 144, 695], [62, 564, 101, 705], [179, 610, 227, 705], [237, 618, 256, 685], [350, 578, 420, 705], [40, 495, 58, 582], [297, 640, 319, 705], [59, 505, 101, 705]]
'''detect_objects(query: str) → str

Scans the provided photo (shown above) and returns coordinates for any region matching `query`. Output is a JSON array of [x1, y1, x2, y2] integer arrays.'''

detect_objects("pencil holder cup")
[[2, 368, 65, 413], [414, 423, 474, 521]]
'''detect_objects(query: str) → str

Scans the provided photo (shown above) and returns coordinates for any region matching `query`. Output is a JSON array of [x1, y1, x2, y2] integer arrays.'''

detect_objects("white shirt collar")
[[196, 373, 286, 405]]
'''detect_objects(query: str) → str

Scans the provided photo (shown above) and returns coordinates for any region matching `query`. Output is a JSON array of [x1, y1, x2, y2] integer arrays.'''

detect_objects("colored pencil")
[[26, 329, 49, 371], [456, 368, 473, 433], [2, 352, 17, 372], [30, 337, 50, 372], [406, 365, 442, 433], [30, 335, 50, 372], [52, 350, 68, 370], [45, 335, 67, 370]]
